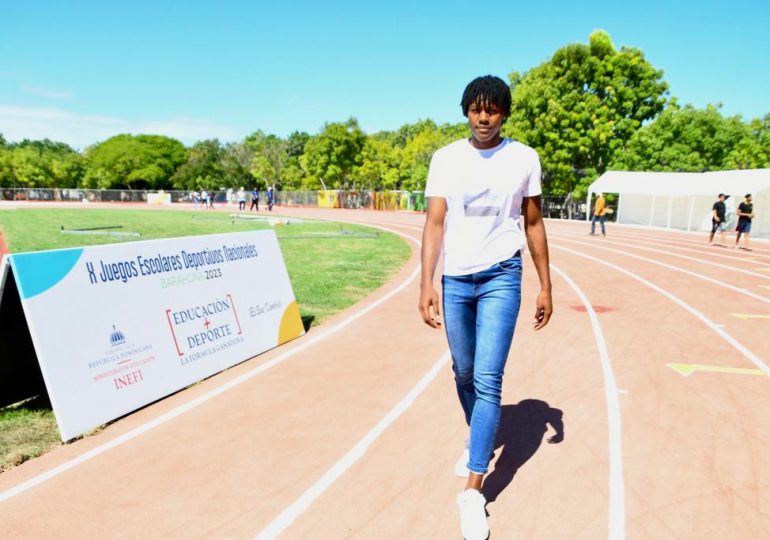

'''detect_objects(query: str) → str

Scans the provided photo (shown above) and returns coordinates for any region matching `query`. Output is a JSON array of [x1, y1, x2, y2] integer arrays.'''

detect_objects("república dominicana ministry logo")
[[86, 324, 156, 390], [110, 325, 126, 346]]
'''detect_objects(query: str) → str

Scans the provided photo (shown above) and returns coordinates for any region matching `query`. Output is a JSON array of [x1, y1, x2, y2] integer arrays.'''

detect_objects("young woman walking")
[[419, 75, 553, 540]]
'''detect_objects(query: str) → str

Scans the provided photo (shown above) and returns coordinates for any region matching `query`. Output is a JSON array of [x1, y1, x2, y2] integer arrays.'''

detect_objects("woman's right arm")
[[419, 197, 447, 328]]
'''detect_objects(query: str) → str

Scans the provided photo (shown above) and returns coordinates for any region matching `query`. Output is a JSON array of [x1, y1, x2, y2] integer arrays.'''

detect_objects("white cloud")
[[20, 84, 72, 100], [0, 105, 240, 149]]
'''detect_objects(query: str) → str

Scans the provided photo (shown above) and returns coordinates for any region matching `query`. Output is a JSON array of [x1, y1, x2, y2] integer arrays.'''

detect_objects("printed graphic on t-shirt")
[[463, 188, 501, 217]]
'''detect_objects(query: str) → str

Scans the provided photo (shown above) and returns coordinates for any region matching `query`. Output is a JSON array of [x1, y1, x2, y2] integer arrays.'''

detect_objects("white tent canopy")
[[587, 169, 770, 237]]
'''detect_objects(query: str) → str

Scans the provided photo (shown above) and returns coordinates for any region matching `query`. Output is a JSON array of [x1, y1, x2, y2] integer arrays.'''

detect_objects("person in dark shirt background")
[[250, 187, 260, 211], [709, 193, 728, 246], [735, 193, 754, 250]]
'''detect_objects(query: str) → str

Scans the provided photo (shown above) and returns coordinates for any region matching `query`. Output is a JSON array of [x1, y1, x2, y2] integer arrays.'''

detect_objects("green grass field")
[[0, 207, 411, 471]]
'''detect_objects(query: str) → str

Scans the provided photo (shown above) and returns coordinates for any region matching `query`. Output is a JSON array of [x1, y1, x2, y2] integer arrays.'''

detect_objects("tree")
[[170, 139, 225, 190], [286, 131, 310, 159], [299, 118, 365, 189], [245, 131, 288, 189], [610, 104, 770, 172], [9, 146, 51, 188], [0, 147, 11, 187], [83, 134, 186, 189], [400, 126, 446, 191], [1, 139, 83, 188], [280, 131, 311, 190], [357, 136, 402, 190], [221, 141, 256, 188], [734, 112, 770, 169], [505, 30, 669, 198], [394, 120, 467, 191]]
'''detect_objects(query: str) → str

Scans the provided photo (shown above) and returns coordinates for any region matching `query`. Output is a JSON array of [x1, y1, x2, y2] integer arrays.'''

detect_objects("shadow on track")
[[482, 399, 564, 503]]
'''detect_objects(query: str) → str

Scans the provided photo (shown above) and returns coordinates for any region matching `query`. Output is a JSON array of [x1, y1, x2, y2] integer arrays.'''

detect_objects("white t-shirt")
[[425, 138, 542, 276]]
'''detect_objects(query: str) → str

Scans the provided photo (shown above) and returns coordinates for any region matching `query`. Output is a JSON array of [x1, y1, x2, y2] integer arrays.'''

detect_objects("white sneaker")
[[454, 447, 470, 478], [457, 489, 489, 540]]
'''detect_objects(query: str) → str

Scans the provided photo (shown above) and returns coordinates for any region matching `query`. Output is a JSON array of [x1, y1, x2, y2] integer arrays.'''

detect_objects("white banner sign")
[[6, 230, 304, 440]]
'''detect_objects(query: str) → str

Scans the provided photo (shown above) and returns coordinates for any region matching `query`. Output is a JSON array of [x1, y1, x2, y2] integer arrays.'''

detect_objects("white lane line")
[[551, 264, 626, 540], [0, 224, 422, 504], [552, 244, 770, 378], [549, 234, 770, 305], [552, 231, 770, 280], [606, 234, 770, 264], [551, 225, 770, 264], [254, 350, 452, 540]]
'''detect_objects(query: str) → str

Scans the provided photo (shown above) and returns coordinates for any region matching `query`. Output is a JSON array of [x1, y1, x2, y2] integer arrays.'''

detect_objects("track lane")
[[542, 244, 770, 538], [279, 249, 617, 539]]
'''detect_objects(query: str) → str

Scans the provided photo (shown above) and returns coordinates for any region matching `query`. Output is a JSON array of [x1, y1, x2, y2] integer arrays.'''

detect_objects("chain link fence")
[[0, 188, 593, 221]]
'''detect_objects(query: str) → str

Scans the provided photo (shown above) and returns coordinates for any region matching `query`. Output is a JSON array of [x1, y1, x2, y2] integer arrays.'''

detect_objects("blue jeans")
[[591, 214, 605, 235], [442, 253, 522, 474]]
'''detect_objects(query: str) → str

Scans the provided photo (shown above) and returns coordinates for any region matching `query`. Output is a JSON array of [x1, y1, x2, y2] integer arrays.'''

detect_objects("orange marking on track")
[[570, 304, 614, 313]]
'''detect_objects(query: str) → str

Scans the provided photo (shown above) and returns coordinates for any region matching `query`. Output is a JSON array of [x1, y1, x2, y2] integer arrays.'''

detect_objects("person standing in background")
[[735, 193, 754, 250], [267, 186, 275, 211], [709, 193, 728, 246], [250, 187, 260, 211], [238, 187, 246, 211], [589, 192, 607, 236]]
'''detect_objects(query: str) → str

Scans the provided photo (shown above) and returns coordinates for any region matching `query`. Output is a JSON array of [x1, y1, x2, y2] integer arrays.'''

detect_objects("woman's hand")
[[419, 286, 442, 328], [532, 289, 553, 330]]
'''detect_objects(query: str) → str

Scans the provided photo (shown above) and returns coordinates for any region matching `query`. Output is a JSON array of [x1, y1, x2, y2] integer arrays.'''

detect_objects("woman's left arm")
[[522, 196, 553, 330]]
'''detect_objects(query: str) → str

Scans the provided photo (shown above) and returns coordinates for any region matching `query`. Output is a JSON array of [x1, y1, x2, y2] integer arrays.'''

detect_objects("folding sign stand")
[[0, 231, 304, 441]]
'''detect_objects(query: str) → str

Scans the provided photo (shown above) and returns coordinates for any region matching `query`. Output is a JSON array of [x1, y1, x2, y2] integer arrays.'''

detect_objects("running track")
[[0, 205, 768, 539]]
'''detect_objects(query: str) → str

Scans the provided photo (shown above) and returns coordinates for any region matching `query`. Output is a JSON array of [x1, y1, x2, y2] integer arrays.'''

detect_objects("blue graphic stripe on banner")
[[10, 249, 84, 299]]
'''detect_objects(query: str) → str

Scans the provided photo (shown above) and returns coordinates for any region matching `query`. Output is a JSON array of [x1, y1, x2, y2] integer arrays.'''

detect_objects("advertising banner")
[[317, 190, 340, 208], [5, 230, 304, 441]]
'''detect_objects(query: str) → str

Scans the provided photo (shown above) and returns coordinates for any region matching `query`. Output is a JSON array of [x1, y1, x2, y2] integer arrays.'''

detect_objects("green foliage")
[[221, 141, 256, 188], [280, 131, 311, 190], [610, 104, 770, 172], [399, 121, 447, 191], [361, 120, 467, 191], [300, 118, 366, 189], [0, 139, 83, 188], [737, 113, 770, 168], [0, 149, 11, 187], [83, 134, 186, 189], [245, 130, 288, 189], [505, 30, 669, 198], [171, 139, 225, 190], [357, 136, 402, 190]]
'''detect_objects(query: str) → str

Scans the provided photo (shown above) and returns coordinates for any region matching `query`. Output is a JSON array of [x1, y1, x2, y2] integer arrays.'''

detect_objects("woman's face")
[[467, 100, 506, 149]]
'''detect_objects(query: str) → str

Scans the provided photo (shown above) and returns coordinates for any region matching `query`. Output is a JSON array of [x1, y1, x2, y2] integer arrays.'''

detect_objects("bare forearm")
[[526, 220, 552, 292], [418, 200, 446, 329], [421, 221, 444, 286]]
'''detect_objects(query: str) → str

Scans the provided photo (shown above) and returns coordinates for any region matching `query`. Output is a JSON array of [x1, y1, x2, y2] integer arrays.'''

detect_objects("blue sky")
[[1, 0, 768, 148]]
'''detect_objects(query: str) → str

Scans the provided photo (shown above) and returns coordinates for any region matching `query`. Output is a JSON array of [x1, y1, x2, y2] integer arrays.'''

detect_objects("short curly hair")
[[460, 75, 512, 118]]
